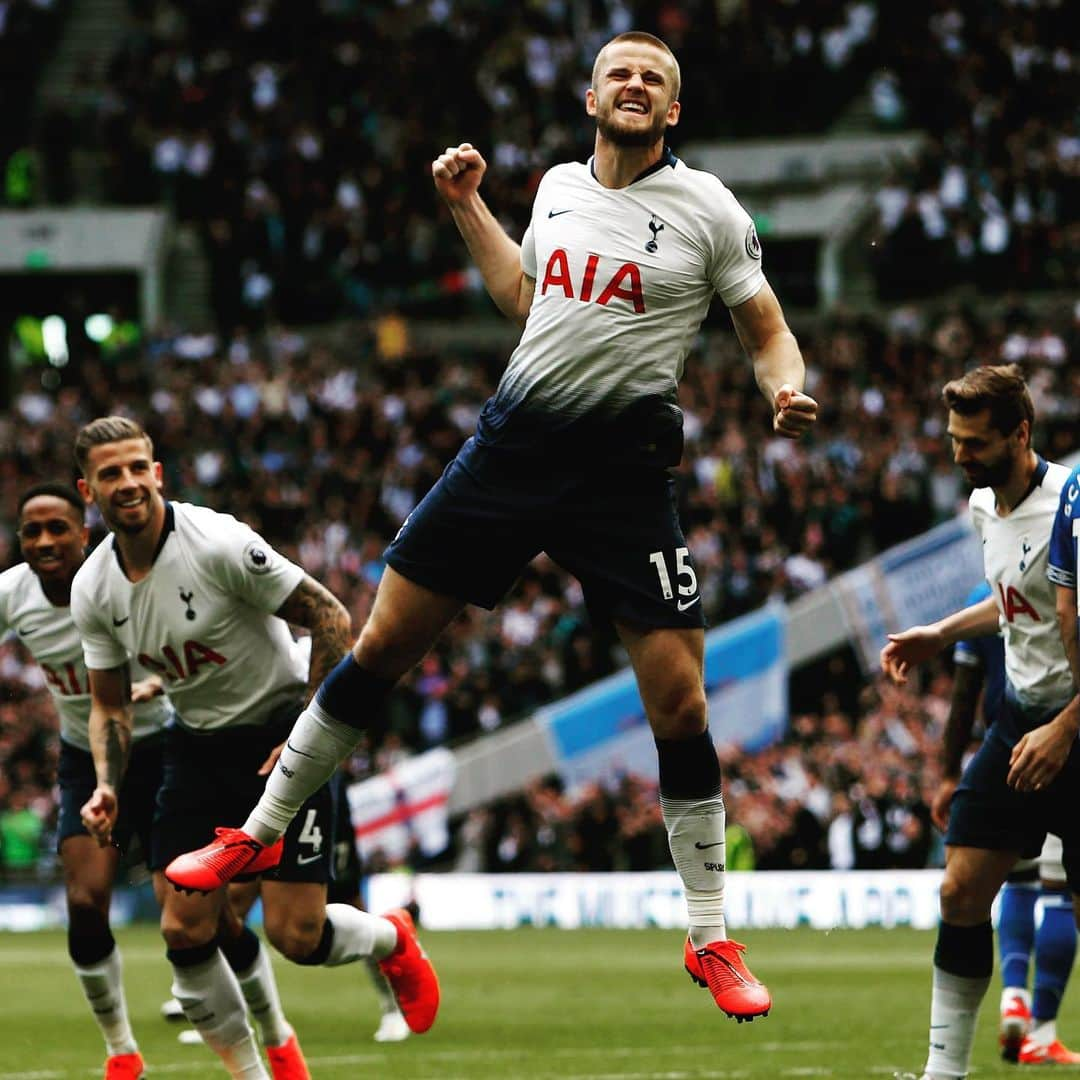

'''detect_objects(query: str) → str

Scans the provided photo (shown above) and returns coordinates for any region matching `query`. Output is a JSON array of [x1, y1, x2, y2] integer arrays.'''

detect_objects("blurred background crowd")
[[1, 0, 1077, 880]]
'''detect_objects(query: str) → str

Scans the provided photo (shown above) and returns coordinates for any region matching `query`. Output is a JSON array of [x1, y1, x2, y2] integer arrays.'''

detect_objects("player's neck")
[[592, 135, 664, 189], [993, 448, 1039, 515], [115, 498, 167, 581], [38, 574, 73, 607]]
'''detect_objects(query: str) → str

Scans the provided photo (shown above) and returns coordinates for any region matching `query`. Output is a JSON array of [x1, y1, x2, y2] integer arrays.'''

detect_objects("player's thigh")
[[615, 621, 706, 739], [382, 442, 543, 626], [60, 834, 119, 909], [356, 565, 467, 680], [260, 880, 328, 960], [550, 468, 705, 632], [117, 733, 167, 860], [941, 845, 1019, 921]]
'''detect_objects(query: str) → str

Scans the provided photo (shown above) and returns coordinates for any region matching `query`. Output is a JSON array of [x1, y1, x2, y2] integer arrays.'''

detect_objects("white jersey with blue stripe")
[[970, 457, 1073, 710]]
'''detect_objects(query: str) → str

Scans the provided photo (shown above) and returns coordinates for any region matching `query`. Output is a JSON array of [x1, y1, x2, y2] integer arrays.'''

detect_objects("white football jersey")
[[476, 150, 764, 450], [0, 562, 170, 750], [970, 458, 1073, 710], [71, 502, 308, 731]]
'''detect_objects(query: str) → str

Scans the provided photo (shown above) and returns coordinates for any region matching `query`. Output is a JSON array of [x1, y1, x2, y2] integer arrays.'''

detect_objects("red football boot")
[[999, 990, 1031, 1062], [378, 908, 441, 1034], [684, 937, 771, 1021], [1018, 1035, 1080, 1065], [104, 1052, 145, 1079], [164, 827, 283, 893], [266, 1033, 311, 1080]]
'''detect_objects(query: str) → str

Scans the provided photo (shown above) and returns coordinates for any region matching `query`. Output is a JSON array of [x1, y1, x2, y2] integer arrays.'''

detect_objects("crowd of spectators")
[[870, 1, 1078, 299], [443, 664, 948, 874], [1, 292, 1077, 867]]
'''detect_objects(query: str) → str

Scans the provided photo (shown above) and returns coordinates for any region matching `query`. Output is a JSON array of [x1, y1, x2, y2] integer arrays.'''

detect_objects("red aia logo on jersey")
[[42, 662, 83, 696], [541, 249, 646, 313], [997, 582, 1041, 623], [137, 640, 227, 681]]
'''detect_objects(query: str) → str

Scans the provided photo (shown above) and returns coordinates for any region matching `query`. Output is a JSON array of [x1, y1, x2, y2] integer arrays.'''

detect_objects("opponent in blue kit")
[[169, 31, 818, 1022]]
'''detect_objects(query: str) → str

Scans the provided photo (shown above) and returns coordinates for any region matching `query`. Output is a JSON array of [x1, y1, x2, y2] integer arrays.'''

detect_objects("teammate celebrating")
[[881, 366, 1080, 1079], [71, 417, 439, 1079], [168, 31, 817, 1022], [0, 484, 169, 1079], [944, 582, 1078, 1063]]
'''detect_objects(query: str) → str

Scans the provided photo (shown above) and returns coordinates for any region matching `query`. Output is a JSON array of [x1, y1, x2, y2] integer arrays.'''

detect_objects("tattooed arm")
[[275, 574, 352, 700], [81, 664, 133, 846]]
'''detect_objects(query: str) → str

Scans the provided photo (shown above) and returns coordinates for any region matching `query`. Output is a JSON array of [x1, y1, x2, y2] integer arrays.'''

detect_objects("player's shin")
[[243, 701, 359, 845], [220, 925, 294, 1049], [293, 905, 398, 967], [71, 933, 139, 1057], [168, 942, 269, 1079], [925, 921, 993, 1079], [656, 730, 726, 948]]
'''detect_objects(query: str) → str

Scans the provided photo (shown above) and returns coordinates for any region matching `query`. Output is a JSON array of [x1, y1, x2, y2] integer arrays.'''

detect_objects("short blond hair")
[[74, 416, 154, 474], [592, 32, 681, 102]]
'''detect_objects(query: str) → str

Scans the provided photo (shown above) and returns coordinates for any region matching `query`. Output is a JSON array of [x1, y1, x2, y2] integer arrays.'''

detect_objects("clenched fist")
[[432, 143, 487, 206]]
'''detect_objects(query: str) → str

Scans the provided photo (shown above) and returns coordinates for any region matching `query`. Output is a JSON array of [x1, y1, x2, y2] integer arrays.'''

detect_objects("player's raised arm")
[[82, 664, 133, 845], [432, 142, 535, 326], [880, 595, 1000, 684], [729, 281, 817, 439], [274, 574, 352, 699]]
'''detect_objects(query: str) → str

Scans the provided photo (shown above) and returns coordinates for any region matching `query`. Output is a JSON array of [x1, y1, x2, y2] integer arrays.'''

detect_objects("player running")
[[6, 483, 317, 1078], [943, 582, 1078, 1063], [168, 31, 817, 1022], [71, 417, 438, 1079], [882, 366, 1080, 1079]]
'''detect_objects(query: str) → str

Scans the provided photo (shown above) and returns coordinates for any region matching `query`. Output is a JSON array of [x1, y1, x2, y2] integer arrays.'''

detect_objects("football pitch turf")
[[0, 925, 1072, 1078]]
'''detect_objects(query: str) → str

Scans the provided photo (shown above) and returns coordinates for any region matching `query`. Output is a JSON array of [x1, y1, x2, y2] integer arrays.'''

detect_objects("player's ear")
[[152, 460, 165, 487], [585, 87, 597, 116], [76, 477, 93, 505], [666, 98, 681, 127]]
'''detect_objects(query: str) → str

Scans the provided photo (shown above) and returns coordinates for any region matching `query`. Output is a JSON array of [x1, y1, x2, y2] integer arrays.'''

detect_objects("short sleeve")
[[209, 520, 305, 613], [71, 570, 128, 671], [1047, 468, 1079, 589], [709, 187, 766, 309], [521, 219, 537, 279]]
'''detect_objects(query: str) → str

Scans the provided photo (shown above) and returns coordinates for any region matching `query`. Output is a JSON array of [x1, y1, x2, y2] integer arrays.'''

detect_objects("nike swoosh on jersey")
[[548, 208, 574, 218], [677, 596, 701, 612], [296, 852, 323, 865], [17, 625, 37, 635], [113, 615, 130, 626]]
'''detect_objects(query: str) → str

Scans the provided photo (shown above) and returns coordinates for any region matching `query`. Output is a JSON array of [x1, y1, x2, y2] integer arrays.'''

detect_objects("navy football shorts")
[[385, 437, 706, 630], [946, 691, 1080, 891], [57, 733, 165, 858], [152, 702, 334, 884]]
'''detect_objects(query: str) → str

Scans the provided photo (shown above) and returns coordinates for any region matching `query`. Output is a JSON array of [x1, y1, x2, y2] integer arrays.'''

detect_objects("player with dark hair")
[[943, 581, 1078, 1063], [71, 417, 439, 1079], [883, 365, 1080, 1078], [168, 30, 818, 1022]]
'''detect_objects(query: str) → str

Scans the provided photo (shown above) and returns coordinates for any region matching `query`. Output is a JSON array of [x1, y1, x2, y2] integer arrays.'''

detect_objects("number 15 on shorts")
[[649, 547, 699, 609]]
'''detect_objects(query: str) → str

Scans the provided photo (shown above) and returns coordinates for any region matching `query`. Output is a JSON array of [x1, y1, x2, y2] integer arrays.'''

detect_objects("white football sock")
[[660, 791, 727, 948], [1028, 1019, 1057, 1046], [233, 938, 293, 1049], [73, 947, 138, 1056], [171, 951, 269, 1079], [923, 965, 990, 1079], [1001, 986, 1032, 1012], [244, 702, 359, 845], [366, 957, 403, 1016], [322, 904, 398, 965]]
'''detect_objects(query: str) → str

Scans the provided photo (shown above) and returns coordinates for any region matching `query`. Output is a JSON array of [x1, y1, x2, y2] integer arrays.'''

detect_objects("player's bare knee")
[[66, 881, 110, 919], [266, 913, 323, 963], [648, 689, 707, 740], [939, 871, 991, 924], [161, 907, 218, 951]]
